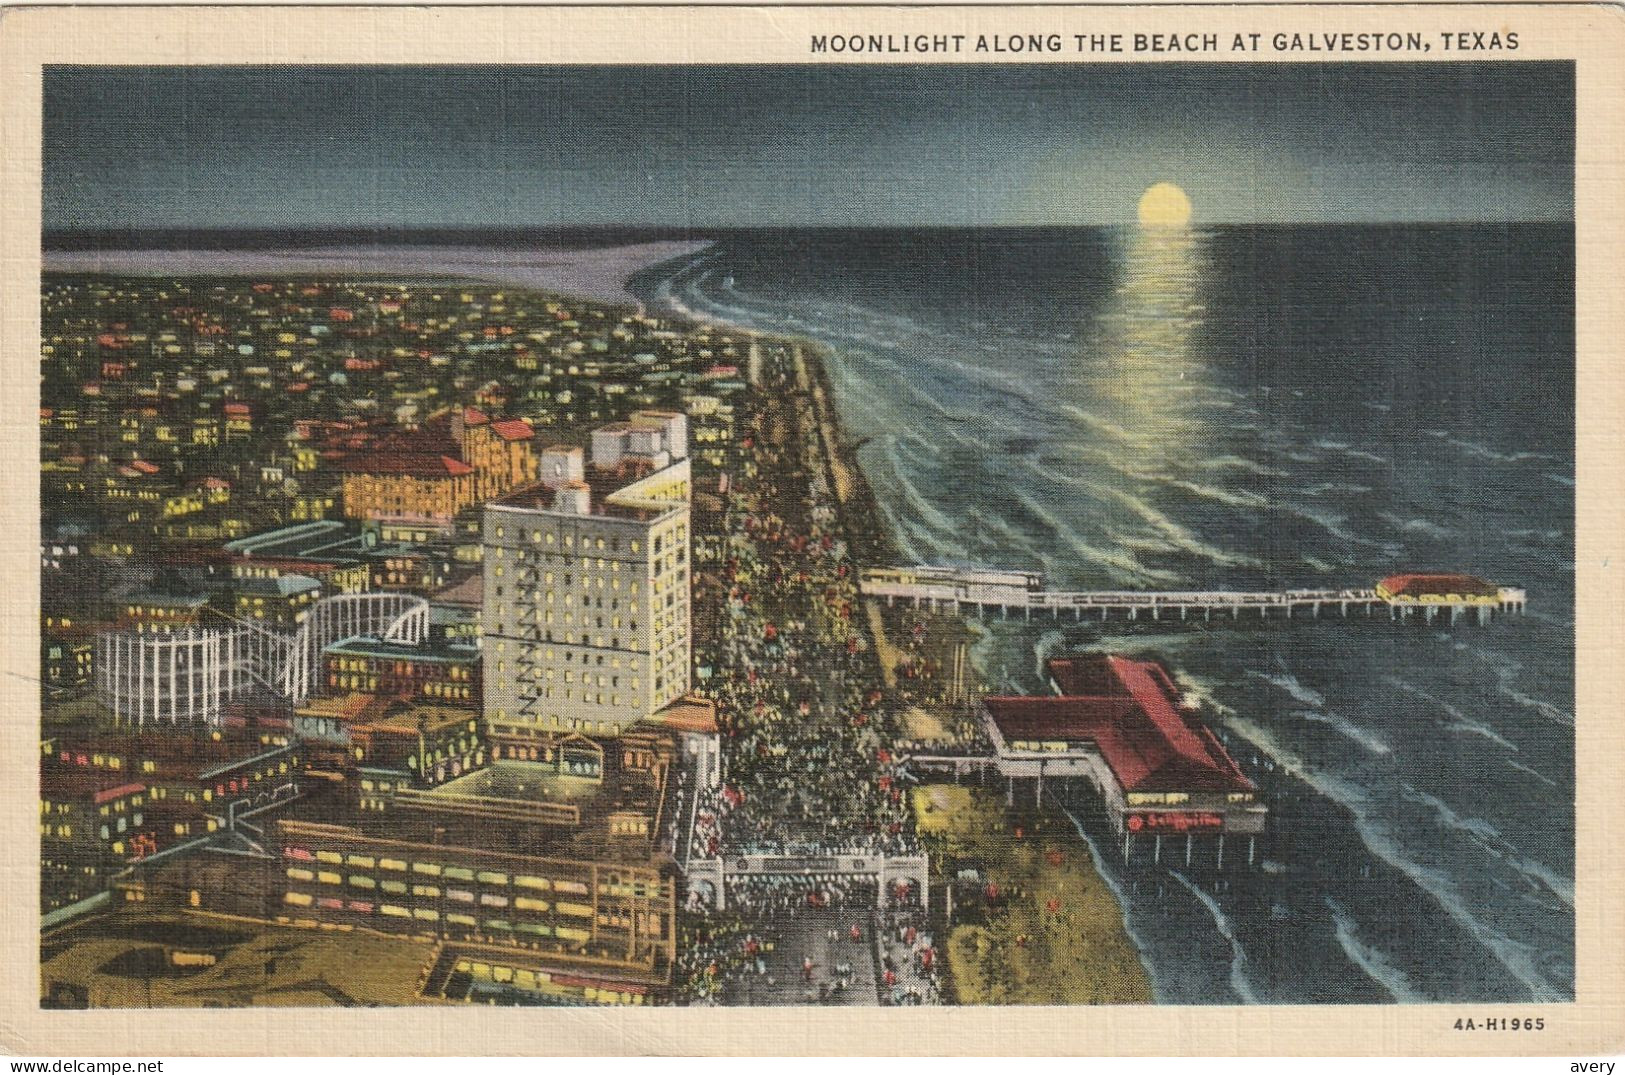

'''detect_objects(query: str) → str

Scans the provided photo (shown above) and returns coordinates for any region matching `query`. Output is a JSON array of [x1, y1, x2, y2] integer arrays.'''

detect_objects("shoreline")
[[42, 239, 712, 310], [790, 338, 900, 568], [916, 783, 1155, 1005], [787, 331, 1158, 1004], [638, 262, 1162, 1003]]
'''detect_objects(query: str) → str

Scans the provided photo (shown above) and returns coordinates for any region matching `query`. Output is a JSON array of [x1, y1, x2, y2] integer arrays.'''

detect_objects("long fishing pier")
[[860, 566, 1527, 625]]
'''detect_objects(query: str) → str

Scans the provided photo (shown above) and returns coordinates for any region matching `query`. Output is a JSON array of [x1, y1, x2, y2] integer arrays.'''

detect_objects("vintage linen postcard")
[[2, 1, 1622, 1057]]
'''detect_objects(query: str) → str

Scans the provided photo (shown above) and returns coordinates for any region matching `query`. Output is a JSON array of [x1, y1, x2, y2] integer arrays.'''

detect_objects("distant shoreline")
[[42, 239, 713, 310]]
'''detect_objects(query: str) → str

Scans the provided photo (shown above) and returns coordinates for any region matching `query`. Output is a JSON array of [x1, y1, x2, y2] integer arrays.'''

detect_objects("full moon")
[[1137, 182, 1193, 228]]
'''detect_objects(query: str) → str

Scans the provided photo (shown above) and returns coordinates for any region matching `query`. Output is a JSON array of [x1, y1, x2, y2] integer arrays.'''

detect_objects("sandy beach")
[[43, 239, 711, 309]]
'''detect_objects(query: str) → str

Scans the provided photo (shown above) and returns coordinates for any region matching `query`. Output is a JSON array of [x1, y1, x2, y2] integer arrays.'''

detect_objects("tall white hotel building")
[[481, 411, 692, 740]]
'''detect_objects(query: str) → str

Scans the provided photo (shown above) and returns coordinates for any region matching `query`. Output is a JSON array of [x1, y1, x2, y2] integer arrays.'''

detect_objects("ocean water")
[[634, 224, 1576, 1004]]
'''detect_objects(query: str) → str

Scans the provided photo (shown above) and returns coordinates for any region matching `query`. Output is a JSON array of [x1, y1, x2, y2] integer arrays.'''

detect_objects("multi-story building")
[[39, 722, 299, 913], [43, 726, 300, 818], [338, 449, 475, 531], [367, 545, 458, 595], [322, 636, 481, 707], [452, 407, 538, 503], [40, 770, 170, 913], [482, 419, 692, 744], [223, 521, 372, 595], [350, 703, 486, 793], [117, 590, 213, 634], [42, 633, 94, 692], [336, 408, 538, 530], [230, 572, 323, 629], [293, 691, 379, 747], [117, 743, 681, 1004]]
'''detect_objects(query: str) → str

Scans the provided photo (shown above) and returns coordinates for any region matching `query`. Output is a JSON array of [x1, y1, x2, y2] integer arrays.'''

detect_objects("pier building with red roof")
[[979, 653, 1266, 866]]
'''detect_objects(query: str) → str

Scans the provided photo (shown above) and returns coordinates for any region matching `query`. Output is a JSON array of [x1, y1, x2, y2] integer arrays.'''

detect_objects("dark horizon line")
[[42, 219, 1573, 247]]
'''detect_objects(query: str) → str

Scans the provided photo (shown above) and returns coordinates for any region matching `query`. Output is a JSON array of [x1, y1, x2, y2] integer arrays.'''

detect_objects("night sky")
[[43, 63, 1573, 230]]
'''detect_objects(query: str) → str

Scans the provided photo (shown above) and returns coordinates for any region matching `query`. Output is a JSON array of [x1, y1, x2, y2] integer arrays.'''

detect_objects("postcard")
[[2, 1, 1622, 1057]]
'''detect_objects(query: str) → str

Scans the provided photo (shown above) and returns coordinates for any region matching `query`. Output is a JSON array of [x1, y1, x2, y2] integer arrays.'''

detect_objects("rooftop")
[[490, 462, 683, 524], [323, 636, 479, 663], [1376, 573, 1499, 598], [276, 750, 674, 868], [339, 450, 474, 479], [297, 692, 391, 724], [233, 573, 322, 598], [40, 767, 146, 804], [122, 590, 210, 609], [983, 655, 1253, 795], [224, 521, 364, 560], [489, 418, 535, 442], [429, 573, 483, 608], [353, 702, 479, 737], [647, 695, 719, 735]]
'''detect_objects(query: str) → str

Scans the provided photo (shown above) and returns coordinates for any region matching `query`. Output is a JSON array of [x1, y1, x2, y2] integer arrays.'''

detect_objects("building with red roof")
[[449, 407, 537, 502], [647, 696, 722, 790], [489, 417, 534, 442], [336, 427, 476, 529], [1375, 573, 1500, 602], [336, 407, 539, 527], [979, 654, 1266, 864]]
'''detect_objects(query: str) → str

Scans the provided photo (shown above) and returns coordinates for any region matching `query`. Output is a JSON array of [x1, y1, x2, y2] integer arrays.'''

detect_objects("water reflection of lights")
[[1074, 226, 1213, 466]]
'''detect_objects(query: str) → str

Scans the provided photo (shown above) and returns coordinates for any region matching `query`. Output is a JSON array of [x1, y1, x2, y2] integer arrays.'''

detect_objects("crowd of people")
[[878, 907, 943, 1005], [689, 353, 918, 861], [675, 343, 944, 1004], [674, 912, 755, 1005]]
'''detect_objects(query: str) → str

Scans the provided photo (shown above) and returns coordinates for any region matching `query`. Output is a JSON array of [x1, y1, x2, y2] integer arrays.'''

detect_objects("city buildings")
[[223, 521, 372, 594], [39, 273, 764, 1004], [321, 636, 480, 705], [482, 413, 692, 743], [41, 770, 167, 913], [115, 749, 681, 1004], [337, 407, 537, 530], [40, 725, 301, 912]]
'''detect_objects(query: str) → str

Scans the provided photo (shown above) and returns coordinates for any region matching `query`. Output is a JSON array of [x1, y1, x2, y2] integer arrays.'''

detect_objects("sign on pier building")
[[980, 655, 1267, 865]]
